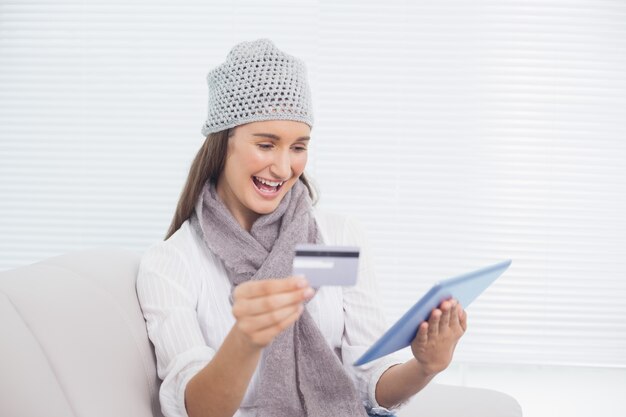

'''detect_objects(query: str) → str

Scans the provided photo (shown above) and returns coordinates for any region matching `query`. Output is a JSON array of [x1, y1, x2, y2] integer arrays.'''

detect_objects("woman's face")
[[216, 119, 311, 230]]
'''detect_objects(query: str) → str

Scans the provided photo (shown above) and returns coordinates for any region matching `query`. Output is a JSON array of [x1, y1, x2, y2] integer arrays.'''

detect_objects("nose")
[[269, 148, 292, 180]]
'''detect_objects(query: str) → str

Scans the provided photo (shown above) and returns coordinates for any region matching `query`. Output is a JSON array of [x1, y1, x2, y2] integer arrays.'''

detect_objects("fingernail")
[[303, 287, 314, 298], [295, 275, 308, 288]]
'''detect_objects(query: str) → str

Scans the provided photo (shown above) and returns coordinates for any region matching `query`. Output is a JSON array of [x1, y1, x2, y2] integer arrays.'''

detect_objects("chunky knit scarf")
[[189, 179, 368, 417]]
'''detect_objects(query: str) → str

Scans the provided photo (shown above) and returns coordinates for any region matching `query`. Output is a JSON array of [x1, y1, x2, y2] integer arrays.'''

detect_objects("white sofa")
[[0, 248, 522, 417]]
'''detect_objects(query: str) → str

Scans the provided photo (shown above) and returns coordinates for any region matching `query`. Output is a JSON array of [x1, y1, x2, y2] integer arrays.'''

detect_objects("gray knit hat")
[[201, 38, 314, 136]]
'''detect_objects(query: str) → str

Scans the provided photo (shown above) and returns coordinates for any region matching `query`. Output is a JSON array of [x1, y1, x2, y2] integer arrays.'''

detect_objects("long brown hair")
[[164, 128, 318, 240]]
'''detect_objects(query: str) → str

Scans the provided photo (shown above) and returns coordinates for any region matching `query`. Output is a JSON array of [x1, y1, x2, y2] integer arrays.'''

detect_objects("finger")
[[428, 309, 441, 336], [248, 304, 304, 347], [459, 307, 468, 332], [416, 322, 429, 344], [238, 303, 304, 334], [439, 300, 451, 330], [233, 286, 313, 317], [234, 276, 308, 299], [449, 300, 460, 328]]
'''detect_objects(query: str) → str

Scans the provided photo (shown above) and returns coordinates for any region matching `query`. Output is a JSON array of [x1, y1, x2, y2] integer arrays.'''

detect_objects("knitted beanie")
[[201, 38, 314, 136]]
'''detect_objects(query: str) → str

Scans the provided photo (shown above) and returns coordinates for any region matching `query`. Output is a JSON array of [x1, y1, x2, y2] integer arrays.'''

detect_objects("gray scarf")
[[189, 179, 368, 417]]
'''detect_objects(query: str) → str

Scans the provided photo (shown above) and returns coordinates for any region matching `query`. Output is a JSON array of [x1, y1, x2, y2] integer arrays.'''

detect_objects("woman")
[[136, 38, 467, 417]]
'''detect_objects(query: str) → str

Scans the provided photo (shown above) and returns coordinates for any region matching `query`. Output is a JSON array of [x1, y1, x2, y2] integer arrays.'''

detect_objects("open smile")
[[251, 176, 286, 196]]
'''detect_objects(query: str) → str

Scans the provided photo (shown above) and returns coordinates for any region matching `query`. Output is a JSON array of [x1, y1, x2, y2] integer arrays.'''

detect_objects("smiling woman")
[[164, 122, 317, 240], [136, 38, 467, 417], [216, 121, 312, 231]]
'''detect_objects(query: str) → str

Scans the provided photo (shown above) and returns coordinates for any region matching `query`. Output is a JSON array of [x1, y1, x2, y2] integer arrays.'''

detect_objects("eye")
[[257, 143, 274, 150], [292, 145, 308, 152]]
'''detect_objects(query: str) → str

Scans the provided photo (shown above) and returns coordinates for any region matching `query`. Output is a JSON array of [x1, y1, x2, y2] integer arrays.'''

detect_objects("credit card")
[[292, 244, 360, 288]]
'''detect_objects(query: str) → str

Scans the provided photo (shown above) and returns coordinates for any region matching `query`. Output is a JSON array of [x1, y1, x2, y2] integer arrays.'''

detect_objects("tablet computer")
[[353, 259, 512, 366]]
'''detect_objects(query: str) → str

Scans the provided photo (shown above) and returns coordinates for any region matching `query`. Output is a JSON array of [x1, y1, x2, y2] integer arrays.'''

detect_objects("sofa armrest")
[[396, 382, 522, 417]]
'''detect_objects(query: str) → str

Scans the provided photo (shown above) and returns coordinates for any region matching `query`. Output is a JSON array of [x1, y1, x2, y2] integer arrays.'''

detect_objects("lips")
[[252, 176, 285, 194]]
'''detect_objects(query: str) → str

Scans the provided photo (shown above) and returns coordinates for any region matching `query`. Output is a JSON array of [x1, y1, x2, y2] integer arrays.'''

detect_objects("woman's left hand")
[[410, 298, 467, 376]]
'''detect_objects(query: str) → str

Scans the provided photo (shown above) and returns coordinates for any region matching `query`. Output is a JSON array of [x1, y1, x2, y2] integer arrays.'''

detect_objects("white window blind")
[[1, 0, 625, 367]]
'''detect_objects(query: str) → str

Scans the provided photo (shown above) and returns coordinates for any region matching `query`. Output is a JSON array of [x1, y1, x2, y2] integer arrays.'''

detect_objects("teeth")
[[255, 177, 283, 187]]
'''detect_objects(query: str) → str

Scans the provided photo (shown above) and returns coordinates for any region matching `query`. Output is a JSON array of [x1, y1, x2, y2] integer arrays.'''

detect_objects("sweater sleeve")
[[136, 242, 216, 417], [337, 215, 410, 415]]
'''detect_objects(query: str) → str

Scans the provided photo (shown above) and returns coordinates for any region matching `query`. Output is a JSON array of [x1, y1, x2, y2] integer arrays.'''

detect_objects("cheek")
[[292, 153, 308, 175], [230, 148, 269, 178], [246, 149, 273, 170]]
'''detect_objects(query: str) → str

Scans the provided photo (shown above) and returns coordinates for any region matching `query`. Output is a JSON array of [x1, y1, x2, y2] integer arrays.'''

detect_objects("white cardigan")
[[136, 209, 405, 417]]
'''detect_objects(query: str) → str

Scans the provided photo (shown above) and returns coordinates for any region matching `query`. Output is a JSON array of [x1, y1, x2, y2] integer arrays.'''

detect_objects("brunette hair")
[[164, 128, 318, 240]]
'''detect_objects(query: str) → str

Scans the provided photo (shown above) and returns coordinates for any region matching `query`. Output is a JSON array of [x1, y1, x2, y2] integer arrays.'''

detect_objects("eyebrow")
[[252, 133, 310, 141]]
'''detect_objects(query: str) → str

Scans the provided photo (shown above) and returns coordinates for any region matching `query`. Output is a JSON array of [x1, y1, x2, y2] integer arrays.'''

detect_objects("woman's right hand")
[[231, 276, 314, 349]]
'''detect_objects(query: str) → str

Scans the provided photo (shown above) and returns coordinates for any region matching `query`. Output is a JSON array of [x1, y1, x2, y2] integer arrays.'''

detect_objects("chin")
[[252, 201, 281, 214]]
